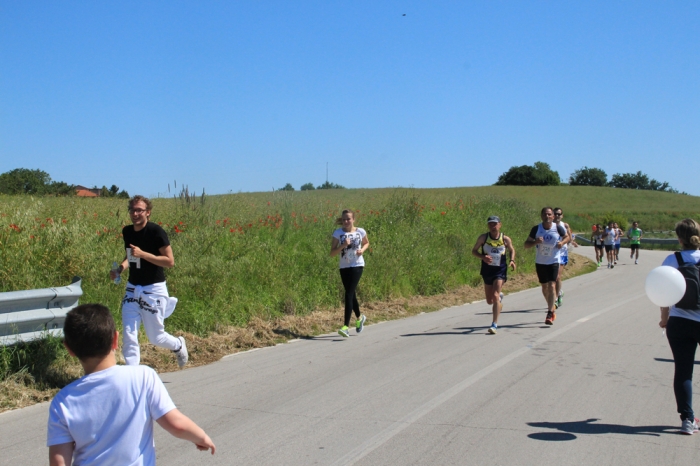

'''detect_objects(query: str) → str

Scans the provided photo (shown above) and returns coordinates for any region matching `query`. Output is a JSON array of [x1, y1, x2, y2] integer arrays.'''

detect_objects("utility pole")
[[326, 162, 328, 184]]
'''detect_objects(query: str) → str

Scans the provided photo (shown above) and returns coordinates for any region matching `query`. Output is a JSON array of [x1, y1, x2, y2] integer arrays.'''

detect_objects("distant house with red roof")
[[74, 185, 100, 197]]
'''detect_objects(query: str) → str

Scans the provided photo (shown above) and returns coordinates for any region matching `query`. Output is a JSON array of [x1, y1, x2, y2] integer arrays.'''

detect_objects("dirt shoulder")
[[0, 253, 596, 412]]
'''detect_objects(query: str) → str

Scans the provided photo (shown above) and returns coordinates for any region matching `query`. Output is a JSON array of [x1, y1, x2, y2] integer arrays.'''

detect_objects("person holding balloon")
[[654, 219, 700, 434]]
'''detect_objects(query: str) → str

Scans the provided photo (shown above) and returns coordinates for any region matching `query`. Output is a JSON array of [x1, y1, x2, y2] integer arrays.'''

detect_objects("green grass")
[[449, 185, 700, 232]]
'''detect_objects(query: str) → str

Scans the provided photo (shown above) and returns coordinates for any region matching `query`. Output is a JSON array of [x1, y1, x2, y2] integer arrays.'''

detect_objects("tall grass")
[[0, 190, 537, 339]]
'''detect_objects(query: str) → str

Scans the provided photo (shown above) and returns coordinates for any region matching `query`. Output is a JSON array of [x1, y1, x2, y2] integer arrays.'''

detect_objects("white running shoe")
[[499, 292, 504, 303], [635, 260, 638, 265], [175, 336, 188, 369], [681, 418, 700, 435], [488, 323, 498, 334]]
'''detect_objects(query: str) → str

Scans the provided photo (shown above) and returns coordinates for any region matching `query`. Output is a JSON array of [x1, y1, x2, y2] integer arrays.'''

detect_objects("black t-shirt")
[[122, 222, 170, 286]]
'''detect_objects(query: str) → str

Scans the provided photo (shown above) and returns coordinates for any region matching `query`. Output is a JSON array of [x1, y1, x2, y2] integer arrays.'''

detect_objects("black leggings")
[[667, 316, 700, 420], [339, 267, 363, 326]]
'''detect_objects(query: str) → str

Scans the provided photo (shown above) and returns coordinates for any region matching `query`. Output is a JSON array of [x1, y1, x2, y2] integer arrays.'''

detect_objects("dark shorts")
[[615, 244, 621, 251], [594, 245, 604, 250], [630, 244, 640, 251], [482, 273, 507, 286], [535, 263, 559, 284], [604, 245, 614, 252]]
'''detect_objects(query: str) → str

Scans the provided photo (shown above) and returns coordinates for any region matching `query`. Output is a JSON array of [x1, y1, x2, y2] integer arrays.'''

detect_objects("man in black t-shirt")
[[110, 195, 188, 368]]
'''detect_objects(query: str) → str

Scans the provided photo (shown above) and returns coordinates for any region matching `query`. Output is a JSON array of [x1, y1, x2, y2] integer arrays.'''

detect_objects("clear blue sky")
[[1, 1, 698, 196]]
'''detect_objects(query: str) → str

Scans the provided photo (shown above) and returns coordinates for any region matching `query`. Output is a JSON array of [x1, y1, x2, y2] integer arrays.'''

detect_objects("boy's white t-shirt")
[[47, 365, 176, 466], [662, 250, 700, 323], [332, 227, 366, 268]]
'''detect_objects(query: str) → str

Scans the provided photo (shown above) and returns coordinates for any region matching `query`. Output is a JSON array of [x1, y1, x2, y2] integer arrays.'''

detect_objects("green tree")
[[279, 183, 295, 191], [569, 167, 607, 186], [46, 181, 75, 196], [495, 161, 560, 186], [0, 168, 52, 194], [607, 171, 681, 193], [109, 185, 120, 196], [317, 181, 346, 189], [300, 183, 315, 191]]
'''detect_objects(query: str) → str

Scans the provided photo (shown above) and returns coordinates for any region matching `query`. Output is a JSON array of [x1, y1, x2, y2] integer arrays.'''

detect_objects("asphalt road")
[[2, 247, 698, 465]]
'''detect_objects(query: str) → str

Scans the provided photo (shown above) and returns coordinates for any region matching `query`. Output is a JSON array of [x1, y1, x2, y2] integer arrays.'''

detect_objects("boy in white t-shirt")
[[47, 304, 215, 466]]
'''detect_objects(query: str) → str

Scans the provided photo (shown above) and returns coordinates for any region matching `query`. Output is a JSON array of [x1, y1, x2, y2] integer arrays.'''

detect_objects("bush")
[[495, 162, 560, 186], [300, 183, 315, 191], [569, 167, 607, 186]]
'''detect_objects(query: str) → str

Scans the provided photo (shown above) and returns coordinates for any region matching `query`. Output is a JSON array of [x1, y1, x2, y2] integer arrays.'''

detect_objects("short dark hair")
[[63, 304, 116, 360], [553, 207, 562, 214], [541, 207, 553, 215], [128, 195, 153, 212]]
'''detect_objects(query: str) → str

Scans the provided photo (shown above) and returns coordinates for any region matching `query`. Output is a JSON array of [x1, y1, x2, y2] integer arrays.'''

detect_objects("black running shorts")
[[535, 263, 559, 284]]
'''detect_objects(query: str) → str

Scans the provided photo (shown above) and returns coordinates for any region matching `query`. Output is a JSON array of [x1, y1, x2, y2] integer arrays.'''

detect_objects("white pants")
[[121, 282, 180, 365]]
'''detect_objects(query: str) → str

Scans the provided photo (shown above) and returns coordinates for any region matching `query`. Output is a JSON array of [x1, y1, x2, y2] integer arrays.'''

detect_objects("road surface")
[[2, 247, 697, 465]]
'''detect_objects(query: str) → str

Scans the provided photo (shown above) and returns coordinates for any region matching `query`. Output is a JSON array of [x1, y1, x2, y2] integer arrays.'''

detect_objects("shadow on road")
[[475, 308, 545, 316], [527, 418, 677, 440], [654, 357, 700, 365], [401, 322, 544, 337]]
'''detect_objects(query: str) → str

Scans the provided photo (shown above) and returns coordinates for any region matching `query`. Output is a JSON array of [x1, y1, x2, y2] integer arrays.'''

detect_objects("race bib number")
[[126, 248, 141, 269], [540, 245, 553, 257], [488, 249, 502, 266]]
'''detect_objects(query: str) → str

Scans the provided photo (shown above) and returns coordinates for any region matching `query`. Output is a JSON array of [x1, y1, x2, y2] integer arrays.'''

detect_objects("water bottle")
[[111, 262, 121, 285]]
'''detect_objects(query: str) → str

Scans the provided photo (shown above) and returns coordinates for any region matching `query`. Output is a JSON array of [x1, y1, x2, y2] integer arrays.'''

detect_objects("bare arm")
[[660, 307, 670, 328], [471, 234, 490, 263], [129, 244, 175, 268], [504, 235, 516, 271], [356, 235, 370, 256], [156, 409, 216, 454], [524, 236, 541, 249], [49, 443, 74, 466]]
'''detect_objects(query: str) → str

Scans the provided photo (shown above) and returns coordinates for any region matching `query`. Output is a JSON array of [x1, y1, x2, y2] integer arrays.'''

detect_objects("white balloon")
[[645, 266, 686, 307]]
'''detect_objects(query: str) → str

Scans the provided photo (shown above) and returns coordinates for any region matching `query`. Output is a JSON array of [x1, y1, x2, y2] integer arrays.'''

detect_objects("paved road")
[[2, 247, 698, 465]]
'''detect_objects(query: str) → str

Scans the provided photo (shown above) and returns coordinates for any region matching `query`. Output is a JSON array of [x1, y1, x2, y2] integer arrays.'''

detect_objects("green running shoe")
[[338, 326, 350, 338], [356, 315, 366, 333]]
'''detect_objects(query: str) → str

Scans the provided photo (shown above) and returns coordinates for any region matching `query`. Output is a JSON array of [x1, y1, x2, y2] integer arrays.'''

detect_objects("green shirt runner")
[[629, 227, 643, 245]]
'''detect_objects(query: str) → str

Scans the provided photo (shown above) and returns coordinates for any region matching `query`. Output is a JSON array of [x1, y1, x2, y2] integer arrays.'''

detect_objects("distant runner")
[[603, 221, 617, 269], [628, 221, 643, 265], [524, 207, 568, 325], [553, 208, 572, 308], [471, 216, 516, 334], [613, 222, 623, 263], [592, 224, 605, 266]]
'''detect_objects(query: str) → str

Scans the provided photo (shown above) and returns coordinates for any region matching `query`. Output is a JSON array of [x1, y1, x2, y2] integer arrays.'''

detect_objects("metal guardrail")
[[573, 235, 678, 246], [0, 276, 82, 346]]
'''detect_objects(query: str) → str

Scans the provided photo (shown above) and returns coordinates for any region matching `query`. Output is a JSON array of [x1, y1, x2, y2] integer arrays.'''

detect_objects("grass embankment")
[[450, 185, 700, 232]]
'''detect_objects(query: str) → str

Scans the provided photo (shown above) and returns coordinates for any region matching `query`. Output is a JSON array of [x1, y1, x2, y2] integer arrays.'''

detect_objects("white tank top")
[[534, 223, 564, 265]]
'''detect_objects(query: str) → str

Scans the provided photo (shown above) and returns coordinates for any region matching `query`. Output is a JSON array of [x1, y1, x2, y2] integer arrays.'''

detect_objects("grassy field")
[[452, 185, 700, 232], [0, 185, 696, 408]]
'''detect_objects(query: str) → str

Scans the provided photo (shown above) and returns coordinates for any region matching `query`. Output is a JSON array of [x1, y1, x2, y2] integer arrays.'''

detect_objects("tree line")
[[0, 168, 129, 198], [278, 181, 346, 191], [494, 162, 684, 194]]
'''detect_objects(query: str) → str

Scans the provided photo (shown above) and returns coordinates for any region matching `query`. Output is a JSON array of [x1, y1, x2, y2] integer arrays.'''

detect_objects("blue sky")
[[1, 1, 698, 196]]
